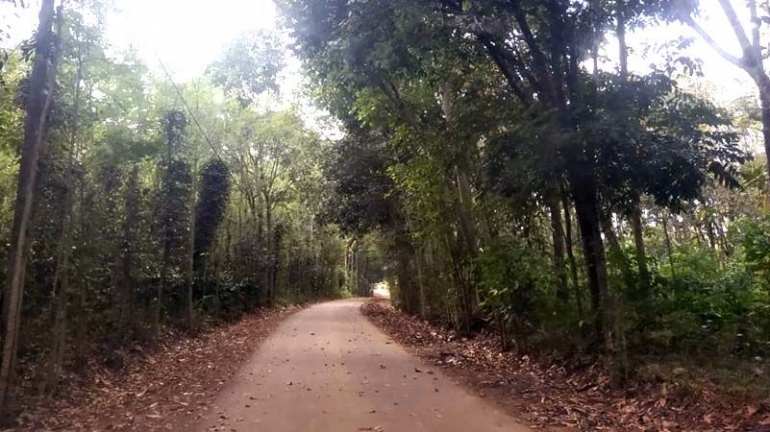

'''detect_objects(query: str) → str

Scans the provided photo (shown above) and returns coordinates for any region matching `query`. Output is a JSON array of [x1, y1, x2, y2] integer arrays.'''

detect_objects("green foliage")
[[478, 235, 554, 344], [742, 215, 770, 276], [280, 0, 770, 373], [0, 1, 348, 391], [643, 246, 770, 357], [206, 29, 284, 107], [194, 158, 231, 278]]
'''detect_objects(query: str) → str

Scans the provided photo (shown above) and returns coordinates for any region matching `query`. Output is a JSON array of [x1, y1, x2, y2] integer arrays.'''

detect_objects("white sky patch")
[[2, 0, 280, 79], [107, 0, 279, 80]]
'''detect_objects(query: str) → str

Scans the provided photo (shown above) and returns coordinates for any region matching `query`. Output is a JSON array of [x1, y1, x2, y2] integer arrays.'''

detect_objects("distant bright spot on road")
[[372, 282, 390, 299]]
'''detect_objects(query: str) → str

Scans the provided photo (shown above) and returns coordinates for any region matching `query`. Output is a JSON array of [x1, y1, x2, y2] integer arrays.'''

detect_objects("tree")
[[676, 0, 770, 193], [155, 110, 192, 327], [280, 0, 747, 347], [0, 0, 59, 413], [194, 158, 231, 281], [206, 29, 284, 107]]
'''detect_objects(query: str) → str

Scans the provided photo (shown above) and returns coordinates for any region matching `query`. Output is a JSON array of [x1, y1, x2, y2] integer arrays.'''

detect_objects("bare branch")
[[749, 0, 761, 49], [679, 10, 745, 68], [475, 32, 532, 106], [718, 0, 753, 51]]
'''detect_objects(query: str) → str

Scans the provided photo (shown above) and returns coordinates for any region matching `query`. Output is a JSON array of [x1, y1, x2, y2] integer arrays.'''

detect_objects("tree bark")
[[661, 213, 677, 282], [44, 34, 81, 394], [186, 166, 197, 329], [560, 185, 582, 317], [0, 0, 58, 414], [569, 171, 610, 347], [756, 76, 770, 197], [630, 200, 651, 296], [117, 166, 139, 339], [547, 195, 569, 302], [601, 211, 634, 290], [394, 232, 419, 316]]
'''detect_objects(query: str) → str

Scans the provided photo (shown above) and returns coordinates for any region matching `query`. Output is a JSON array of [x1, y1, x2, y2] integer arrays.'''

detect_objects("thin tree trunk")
[[117, 166, 139, 340], [454, 169, 480, 316], [661, 213, 677, 282], [547, 195, 569, 302], [716, 215, 731, 257], [186, 166, 196, 329], [44, 39, 83, 394], [561, 185, 582, 317], [617, 3, 629, 79], [570, 171, 610, 348], [759, 82, 770, 200], [264, 198, 273, 306], [394, 232, 419, 316], [601, 211, 634, 290], [415, 246, 426, 317], [156, 247, 169, 330], [73, 175, 88, 368], [630, 201, 651, 296], [0, 0, 58, 414]]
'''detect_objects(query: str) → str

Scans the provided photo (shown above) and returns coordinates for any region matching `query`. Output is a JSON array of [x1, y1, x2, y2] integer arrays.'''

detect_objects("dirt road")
[[195, 298, 530, 432]]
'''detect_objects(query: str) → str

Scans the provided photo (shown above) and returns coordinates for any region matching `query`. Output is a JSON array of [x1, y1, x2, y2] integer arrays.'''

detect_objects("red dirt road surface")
[[195, 298, 529, 432]]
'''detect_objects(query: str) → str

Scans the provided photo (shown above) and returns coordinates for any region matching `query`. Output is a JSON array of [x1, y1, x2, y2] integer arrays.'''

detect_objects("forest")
[[279, 0, 770, 398], [0, 0, 350, 417], [1, 0, 770, 427]]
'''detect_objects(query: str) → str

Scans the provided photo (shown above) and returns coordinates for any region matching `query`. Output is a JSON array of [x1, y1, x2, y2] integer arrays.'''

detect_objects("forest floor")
[[11, 305, 302, 431], [361, 300, 770, 432]]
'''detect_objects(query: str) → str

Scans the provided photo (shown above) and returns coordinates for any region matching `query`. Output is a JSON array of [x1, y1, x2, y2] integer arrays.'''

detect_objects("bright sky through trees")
[[0, 1, 754, 92], [107, 0, 280, 79], [0, 0, 761, 144], [2, 0, 280, 79]]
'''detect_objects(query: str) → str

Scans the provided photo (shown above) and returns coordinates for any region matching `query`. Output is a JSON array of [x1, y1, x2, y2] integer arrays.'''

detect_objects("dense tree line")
[[0, 1, 347, 415], [280, 0, 770, 373]]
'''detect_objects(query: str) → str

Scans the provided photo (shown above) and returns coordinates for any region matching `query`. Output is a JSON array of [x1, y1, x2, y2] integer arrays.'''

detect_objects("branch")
[[718, 0, 752, 51], [506, 0, 556, 101], [374, 77, 425, 131], [678, 11, 744, 68], [749, 0, 761, 50], [475, 32, 531, 106]]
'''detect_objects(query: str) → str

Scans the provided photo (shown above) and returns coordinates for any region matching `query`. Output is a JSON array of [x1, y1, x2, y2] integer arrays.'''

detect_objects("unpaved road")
[[195, 299, 530, 432]]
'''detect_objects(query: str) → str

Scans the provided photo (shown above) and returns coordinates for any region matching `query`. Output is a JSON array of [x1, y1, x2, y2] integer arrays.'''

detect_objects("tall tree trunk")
[[617, 3, 629, 79], [117, 166, 139, 340], [270, 221, 280, 301], [44, 40, 82, 394], [454, 168, 480, 314], [630, 200, 651, 296], [752, 64, 770, 199], [73, 176, 89, 369], [264, 198, 273, 306], [560, 185, 582, 317], [443, 84, 480, 317], [601, 211, 635, 290], [0, 0, 58, 414], [156, 247, 169, 330], [547, 195, 569, 302], [415, 246, 426, 317], [394, 232, 419, 315], [186, 169, 196, 329], [661, 213, 677, 282], [569, 171, 610, 348]]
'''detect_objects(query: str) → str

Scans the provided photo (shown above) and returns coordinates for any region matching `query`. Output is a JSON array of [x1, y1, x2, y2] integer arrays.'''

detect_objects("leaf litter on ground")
[[12, 306, 302, 431], [361, 299, 770, 432]]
